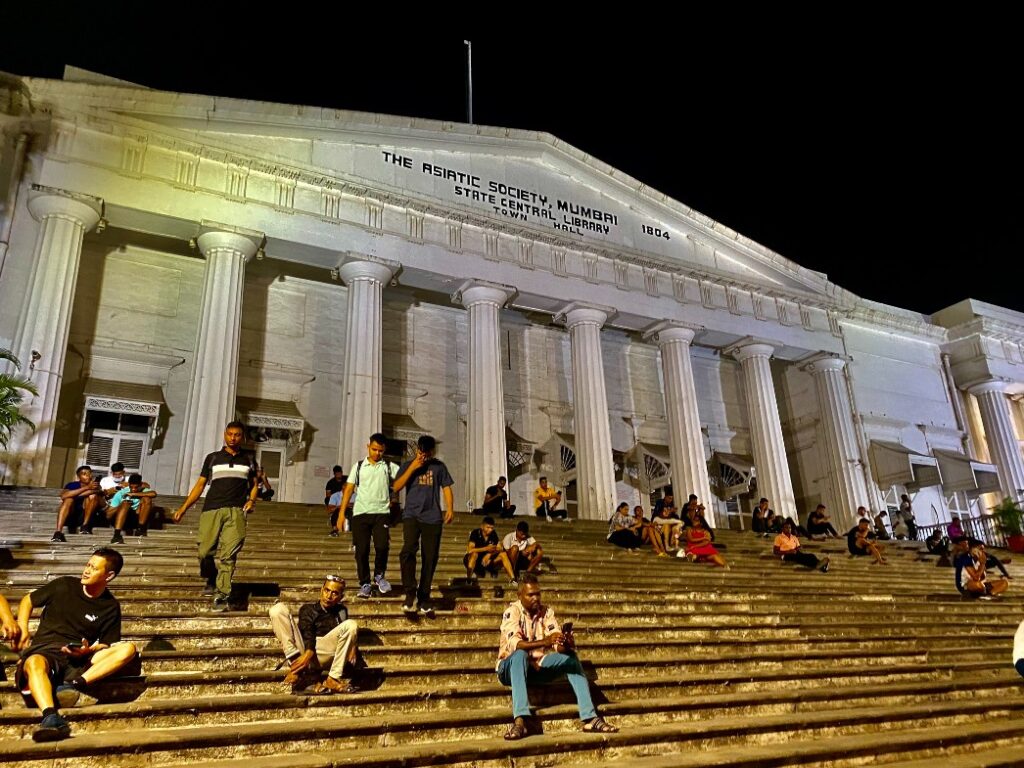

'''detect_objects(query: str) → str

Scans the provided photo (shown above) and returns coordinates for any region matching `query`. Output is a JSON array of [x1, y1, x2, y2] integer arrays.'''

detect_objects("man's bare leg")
[[81, 643, 138, 684], [81, 495, 102, 531], [23, 655, 56, 710], [54, 499, 75, 534], [137, 497, 153, 528]]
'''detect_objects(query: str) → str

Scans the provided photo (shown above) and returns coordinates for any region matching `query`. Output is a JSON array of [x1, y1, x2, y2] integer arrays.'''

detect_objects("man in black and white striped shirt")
[[174, 421, 258, 611]]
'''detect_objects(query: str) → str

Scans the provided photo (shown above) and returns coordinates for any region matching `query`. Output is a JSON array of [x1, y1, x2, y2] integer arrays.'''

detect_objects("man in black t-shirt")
[[393, 435, 455, 615], [464, 516, 516, 582], [325, 465, 347, 504], [325, 465, 348, 535], [269, 575, 365, 694], [174, 421, 258, 611], [13, 548, 137, 742], [482, 476, 517, 519]]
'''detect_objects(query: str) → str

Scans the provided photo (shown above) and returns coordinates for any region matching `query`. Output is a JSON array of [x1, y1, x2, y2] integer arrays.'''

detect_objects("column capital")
[[337, 253, 400, 285], [725, 338, 777, 363], [554, 301, 616, 330], [452, 279, 517, 308], [801, 353, 849, 375], [967, 378, 1012, 397], [196, 232, 262, 262], [27, 186, 103, 229], [643, 320, 702, 345]]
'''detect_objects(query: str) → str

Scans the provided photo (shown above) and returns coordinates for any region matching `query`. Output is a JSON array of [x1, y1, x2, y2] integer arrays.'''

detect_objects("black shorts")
[[464, 553, 501, 576], [16, 645, 89, 691]]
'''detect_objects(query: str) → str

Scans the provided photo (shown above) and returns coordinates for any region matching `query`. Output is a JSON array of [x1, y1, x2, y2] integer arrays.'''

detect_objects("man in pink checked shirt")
[[495, 572, 617, 740]]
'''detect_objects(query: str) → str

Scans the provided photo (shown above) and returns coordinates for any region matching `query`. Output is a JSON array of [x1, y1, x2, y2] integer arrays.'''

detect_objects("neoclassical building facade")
[[2, 68, 1023, 528]]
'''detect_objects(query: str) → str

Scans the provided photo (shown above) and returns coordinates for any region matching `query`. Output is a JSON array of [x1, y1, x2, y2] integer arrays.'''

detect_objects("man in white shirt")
[[502, 520, 543, 578]]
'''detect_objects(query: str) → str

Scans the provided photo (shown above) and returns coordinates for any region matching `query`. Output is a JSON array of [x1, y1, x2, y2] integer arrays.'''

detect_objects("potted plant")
[[991, 496, 1024, 554]]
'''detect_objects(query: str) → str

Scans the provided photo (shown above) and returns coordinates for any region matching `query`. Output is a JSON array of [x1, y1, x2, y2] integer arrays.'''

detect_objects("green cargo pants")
[[198, 506, 246, 601]]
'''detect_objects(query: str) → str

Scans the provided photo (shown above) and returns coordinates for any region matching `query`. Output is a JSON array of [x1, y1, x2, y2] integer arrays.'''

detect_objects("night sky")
[[3, 11, 1019, 315]]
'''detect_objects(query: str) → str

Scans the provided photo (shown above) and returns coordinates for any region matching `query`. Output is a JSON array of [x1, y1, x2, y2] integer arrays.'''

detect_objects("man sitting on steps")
[[502, 520, 544, 577], [496, 573, 617, 740], [269, 574, 366, 694], [12, 548, 138, 742], [51, 465, 104, 542], [106, 473, 157, 544]]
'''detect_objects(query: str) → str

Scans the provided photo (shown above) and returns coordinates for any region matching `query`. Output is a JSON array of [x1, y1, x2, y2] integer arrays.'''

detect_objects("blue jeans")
[[496, 649, 596, 720]]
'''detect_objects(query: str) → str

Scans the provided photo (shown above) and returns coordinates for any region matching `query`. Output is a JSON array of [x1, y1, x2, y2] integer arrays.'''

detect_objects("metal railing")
[[915, 514, 1005, 549]]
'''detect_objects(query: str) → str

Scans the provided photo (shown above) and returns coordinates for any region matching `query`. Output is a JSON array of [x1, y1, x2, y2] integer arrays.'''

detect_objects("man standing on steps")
[[392, 435, 454, 617], [173, 421, 259, 612], [12, 548, 138, 742], [337, 433, 401, 600], [496, 573, 617, 740]]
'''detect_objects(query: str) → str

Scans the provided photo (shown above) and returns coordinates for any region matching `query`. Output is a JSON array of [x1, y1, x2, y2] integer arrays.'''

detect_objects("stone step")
[[6, 657, 994, 718], [1, 672, 1019, 741], [4, 694, 1023, 768], [2, 653, 1003, 710], [21, 630, 1002, 674]]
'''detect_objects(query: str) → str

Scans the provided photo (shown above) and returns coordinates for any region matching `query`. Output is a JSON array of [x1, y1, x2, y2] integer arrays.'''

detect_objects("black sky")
[[3, 10, 1019, 315]]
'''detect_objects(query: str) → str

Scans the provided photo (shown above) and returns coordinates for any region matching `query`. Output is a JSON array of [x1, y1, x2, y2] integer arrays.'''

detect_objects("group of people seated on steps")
[[605, 489, 728, 568], [49, 463, 158, 545]]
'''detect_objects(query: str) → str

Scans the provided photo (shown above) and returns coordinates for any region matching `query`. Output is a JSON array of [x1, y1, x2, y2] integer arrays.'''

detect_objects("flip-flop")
[[504, 719, 529, 740]]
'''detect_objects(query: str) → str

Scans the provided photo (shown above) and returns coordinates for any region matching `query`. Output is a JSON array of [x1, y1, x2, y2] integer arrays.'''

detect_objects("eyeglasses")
[[324, 575, 346, 587]]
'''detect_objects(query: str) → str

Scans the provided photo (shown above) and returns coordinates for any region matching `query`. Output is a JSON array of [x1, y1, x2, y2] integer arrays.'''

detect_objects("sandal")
[[312, 676, 350, 695], [582, 716, 618, 733], [504, 717, 529, 741]]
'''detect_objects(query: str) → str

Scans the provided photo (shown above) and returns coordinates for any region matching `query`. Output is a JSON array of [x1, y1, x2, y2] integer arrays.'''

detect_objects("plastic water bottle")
[[467, 499, 475, 514]]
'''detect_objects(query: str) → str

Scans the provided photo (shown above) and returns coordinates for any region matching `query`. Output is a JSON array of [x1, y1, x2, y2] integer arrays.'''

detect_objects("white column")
[[731, 342, 797, 517], [646, 323, 713, 524], [456, 281, 516, 505], [561, 304, 617, 520], [337, 259, 396, 471], [10, 189, 102, 485], [970, 381, 1024, 501], [176, 230, 259, 493], [804, 356, 871, 527]]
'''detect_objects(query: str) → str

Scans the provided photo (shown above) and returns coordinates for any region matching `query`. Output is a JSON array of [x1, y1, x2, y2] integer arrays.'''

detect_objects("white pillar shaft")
[[734, 344, 797, 518], [13, 194, 100, 485], [177, 233, 255, 493], [657, 332, 713, 524], [465, 291, 508, 505], [566, 310, 616, 520], [338, 261, 393, 470], [807, 359, 870, 528], [974, 386, 1024, 501]]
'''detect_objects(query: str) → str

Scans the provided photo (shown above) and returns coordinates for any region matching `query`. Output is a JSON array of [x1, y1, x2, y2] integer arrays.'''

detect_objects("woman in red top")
[[681, 517, 728, 568]]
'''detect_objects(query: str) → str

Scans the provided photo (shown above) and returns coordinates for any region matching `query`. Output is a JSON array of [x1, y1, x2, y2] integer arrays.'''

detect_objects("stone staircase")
[[1, 486, 1022, 767]]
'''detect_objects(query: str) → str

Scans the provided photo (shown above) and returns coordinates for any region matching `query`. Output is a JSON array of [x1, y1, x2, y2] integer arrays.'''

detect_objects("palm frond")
[[0, 372, 38, 397]]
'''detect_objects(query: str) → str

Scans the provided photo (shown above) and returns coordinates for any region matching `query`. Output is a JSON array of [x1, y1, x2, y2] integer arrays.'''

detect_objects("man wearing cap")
[[268, 575, 365, 694]]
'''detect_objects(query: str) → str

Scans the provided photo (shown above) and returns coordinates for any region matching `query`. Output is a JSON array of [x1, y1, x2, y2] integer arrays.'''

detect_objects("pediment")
[[27, 75, 833, 298]]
